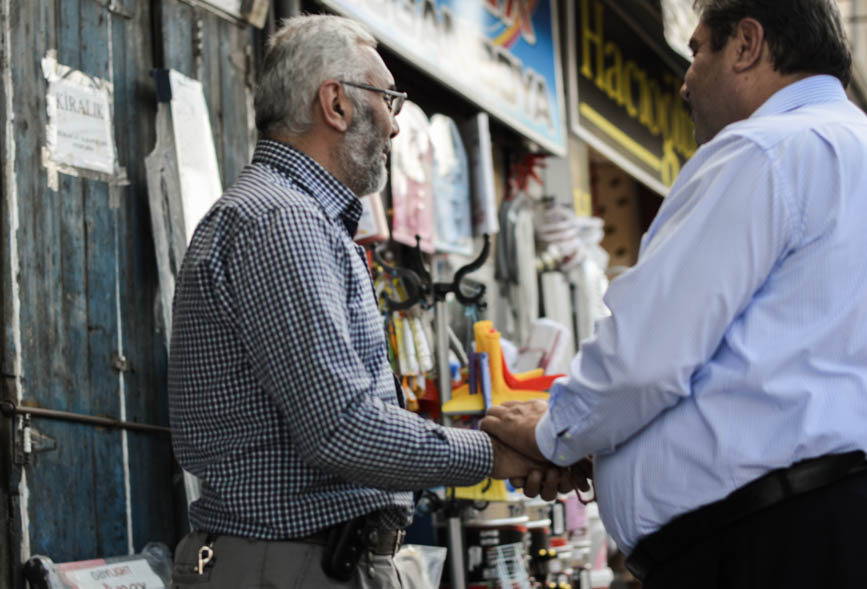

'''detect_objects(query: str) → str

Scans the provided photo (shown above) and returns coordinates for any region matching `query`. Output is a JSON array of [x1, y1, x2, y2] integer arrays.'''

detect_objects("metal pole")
[[0, 400, 171, 435], [435, 299, 453, 409], [432, 257, 466, 589], [446, 514, 466, 589]]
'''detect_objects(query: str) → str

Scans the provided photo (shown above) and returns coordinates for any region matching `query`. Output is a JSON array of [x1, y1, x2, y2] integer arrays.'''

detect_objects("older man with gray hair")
[[167, 14, 544, 588]]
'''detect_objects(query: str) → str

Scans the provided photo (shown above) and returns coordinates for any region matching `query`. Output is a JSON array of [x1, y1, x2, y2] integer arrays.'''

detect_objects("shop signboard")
[[566, 0, 697, 195], [319, 0, 567, 156]]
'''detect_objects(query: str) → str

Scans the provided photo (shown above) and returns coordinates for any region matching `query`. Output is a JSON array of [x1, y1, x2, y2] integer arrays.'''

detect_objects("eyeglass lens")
[[390, 94, 404, 116]]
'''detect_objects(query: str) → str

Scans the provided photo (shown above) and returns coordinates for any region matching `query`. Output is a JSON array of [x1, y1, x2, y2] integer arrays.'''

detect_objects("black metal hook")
[[451, 235, 489, 307], [371, 246, 426, 311], [410, 234, 490, 308]]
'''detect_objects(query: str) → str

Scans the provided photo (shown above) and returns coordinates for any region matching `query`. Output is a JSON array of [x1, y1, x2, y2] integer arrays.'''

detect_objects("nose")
[[390, 115, 399, 139], [680, 80, 689, 103]]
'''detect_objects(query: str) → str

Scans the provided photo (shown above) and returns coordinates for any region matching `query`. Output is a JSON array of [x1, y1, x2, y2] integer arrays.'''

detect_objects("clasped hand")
[[481, 399, 592, 502]]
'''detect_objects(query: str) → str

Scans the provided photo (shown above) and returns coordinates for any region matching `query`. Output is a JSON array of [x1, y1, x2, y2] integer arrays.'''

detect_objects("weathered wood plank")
[[24, 0, 120, 561], [11, 0, 102, 562], [111, 0, 177, 552], [201, 11, 225, 183], [219, 21, 254, 185], [14, 0, 176, 564], [159, 0, 196, 78]]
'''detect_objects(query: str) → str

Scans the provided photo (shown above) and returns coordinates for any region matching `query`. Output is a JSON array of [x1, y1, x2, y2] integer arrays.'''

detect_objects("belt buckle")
[[392, 529, 405, 555]]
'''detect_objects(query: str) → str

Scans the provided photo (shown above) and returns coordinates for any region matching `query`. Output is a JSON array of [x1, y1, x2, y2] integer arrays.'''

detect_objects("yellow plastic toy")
[[452, 477, 509, 502], [441, 321, 559, 416]]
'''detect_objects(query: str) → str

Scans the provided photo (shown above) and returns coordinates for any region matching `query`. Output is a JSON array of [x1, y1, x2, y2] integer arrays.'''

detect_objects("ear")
[[731, 17, 765, 73], [317, 80, 351, 132]]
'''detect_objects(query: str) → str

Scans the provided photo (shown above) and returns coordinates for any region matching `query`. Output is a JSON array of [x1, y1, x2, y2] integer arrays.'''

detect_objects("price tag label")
[[57, 558, 165, 589]]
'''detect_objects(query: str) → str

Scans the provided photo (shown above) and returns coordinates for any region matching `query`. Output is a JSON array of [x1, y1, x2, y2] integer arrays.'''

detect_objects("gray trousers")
[[171, 531, 404, 589]]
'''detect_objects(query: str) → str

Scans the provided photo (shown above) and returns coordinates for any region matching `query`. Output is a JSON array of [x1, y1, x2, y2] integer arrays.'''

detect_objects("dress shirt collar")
[[252, 138, 363, 236], [751, 74, 847, 120]]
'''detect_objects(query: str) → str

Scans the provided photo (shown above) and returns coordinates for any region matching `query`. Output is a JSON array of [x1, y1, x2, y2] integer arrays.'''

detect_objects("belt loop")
[[393, 529, 405, 555]]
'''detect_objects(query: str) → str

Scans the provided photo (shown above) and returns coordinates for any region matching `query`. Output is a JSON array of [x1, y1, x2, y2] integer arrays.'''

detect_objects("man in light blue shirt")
[[482, 1, 867, 587]]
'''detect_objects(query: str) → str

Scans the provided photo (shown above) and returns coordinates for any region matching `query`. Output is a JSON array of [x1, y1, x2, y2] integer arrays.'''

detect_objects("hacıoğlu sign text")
[[568, 0, 696, 192], [320, 0, 566, 156]]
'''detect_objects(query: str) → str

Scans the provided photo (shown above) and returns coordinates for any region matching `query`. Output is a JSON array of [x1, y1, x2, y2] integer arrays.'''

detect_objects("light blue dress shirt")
[[535, 75, 867, 553]]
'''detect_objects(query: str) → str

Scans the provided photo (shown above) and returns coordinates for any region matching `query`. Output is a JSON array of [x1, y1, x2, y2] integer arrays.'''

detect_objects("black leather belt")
[[626, 450, 867, 583], [297, 516, 405, 556], [365, 527, 406, 556]]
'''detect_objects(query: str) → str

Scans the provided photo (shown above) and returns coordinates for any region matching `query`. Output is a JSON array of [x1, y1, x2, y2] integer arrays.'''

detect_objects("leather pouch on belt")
[[321, 518, 367, 582]]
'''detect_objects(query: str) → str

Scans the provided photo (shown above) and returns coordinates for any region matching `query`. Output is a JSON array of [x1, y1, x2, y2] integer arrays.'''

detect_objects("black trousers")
[[642, 469, 867, 589]]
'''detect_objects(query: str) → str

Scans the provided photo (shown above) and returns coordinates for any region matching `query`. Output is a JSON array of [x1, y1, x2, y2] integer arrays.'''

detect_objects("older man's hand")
[[482, 399, 594, 501], [488, 434, 546, 480], [487, 433, 569, 501], [480, 399, 549, 462]]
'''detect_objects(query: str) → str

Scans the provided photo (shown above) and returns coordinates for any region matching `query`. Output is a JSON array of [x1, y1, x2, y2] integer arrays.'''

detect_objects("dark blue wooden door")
[[0, 1, 260, 587]]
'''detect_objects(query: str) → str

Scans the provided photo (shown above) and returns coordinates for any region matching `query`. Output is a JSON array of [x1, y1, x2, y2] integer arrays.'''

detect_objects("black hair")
[[694, 0, 852, 87]]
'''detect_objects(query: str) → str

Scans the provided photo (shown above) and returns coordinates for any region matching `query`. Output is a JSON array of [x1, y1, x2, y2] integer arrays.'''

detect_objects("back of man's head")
[[255, 15, 377, 137], [694, 0, 852, 87]]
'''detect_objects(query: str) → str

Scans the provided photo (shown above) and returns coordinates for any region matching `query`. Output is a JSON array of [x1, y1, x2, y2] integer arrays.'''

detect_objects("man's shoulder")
[[224, 162, 317, 212], [721, 100, 867, 155], [203, 163, 335, 237], [189, 164, 326, 251]]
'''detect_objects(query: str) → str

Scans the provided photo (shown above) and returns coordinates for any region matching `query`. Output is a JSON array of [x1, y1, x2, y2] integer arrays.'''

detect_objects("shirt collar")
[[750, 74, 847, 120], [251, 138, 363, 236]]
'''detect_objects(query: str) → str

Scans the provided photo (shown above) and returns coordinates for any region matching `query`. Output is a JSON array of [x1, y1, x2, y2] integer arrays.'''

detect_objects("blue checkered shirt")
[[168, 139, 492, 539]]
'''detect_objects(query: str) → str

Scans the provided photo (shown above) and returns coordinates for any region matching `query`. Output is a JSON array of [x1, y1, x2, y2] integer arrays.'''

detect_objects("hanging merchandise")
[[354, 192, 390, 245], [530, 196, 611, 347], [391, 101, 435, 252], [573, 257, 611, 344], [429, 114, 473, 256], [370, 250, 435, 413], [538, 273, 575, 374], [410, 314, 434, 373], [512, 208, 538, 345], [392, 312, 412, 376], [534, 199, 608, 273], [398, 312, 421, 376], [513, 317, 571, 376], [496, 154, 548, 344], [459, 113, 500, 237]]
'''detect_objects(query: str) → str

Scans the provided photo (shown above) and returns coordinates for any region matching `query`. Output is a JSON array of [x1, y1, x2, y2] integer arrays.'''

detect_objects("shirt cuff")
[[440, 427, 494, 486], [535, 410, 573, 466]]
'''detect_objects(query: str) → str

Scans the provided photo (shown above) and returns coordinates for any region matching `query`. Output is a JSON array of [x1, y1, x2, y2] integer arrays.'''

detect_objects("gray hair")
[[693, 0, 852, 87], [254, 15, 377, 136]]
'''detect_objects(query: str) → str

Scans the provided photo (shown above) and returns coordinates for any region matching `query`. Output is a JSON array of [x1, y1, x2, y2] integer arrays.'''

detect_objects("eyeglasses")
[[340, 80, 407, 116]]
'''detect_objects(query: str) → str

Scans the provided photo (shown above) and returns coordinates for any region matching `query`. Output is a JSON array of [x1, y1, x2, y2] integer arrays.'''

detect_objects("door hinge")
[[13, 414, 57, 466]]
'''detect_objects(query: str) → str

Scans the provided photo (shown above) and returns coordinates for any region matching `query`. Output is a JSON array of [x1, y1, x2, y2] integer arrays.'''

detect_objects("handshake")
[[480, 398, 593, 502]]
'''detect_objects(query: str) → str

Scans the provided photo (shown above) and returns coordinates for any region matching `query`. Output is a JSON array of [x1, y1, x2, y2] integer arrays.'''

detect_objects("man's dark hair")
[[694, 0, 852, 87]]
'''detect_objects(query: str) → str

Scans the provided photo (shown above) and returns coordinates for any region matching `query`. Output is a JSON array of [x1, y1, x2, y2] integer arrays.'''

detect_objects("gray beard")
[[339, 103, 387, 196]]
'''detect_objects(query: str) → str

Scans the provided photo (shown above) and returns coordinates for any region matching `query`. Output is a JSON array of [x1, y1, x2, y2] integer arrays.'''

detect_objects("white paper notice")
[[168, 70, 223, 243], [43, 53, 116, 176], [49, 80, 114, 174], [58, 558, 165, 589], [200, 0, 242, 14]]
